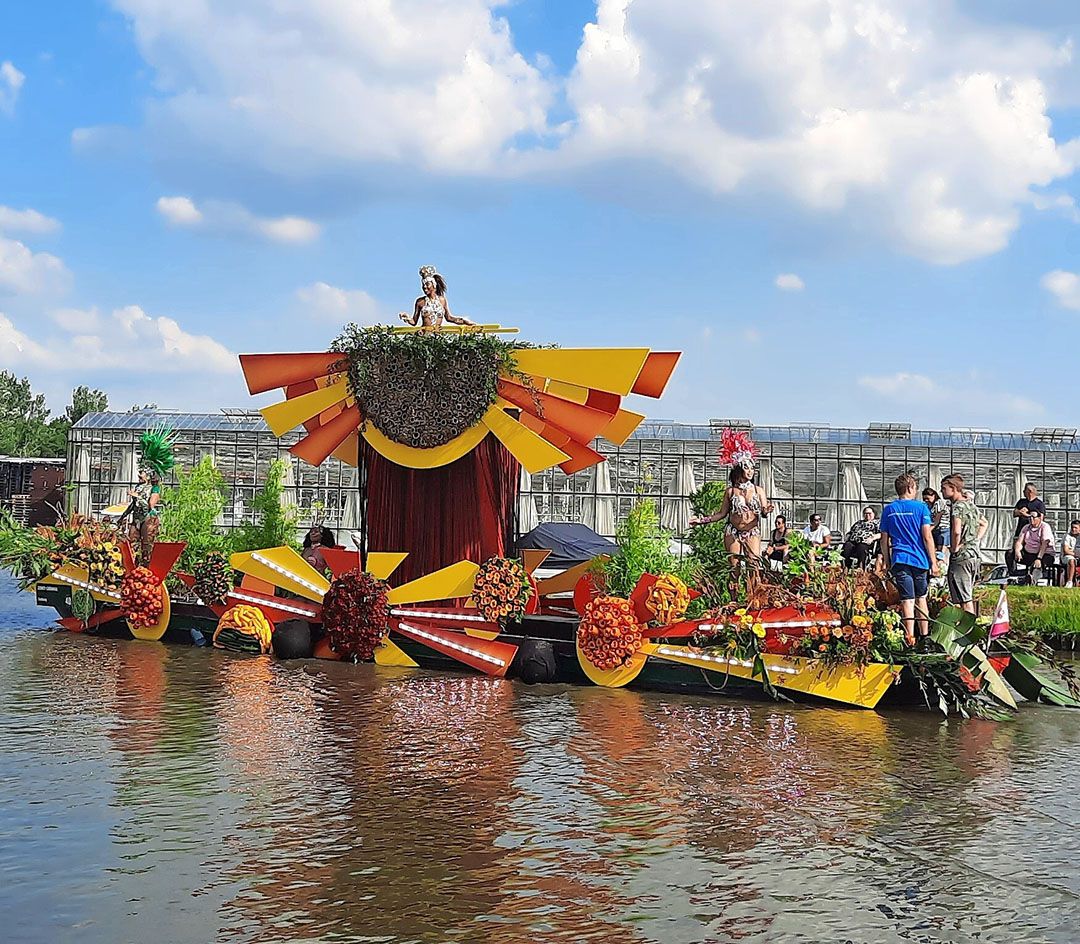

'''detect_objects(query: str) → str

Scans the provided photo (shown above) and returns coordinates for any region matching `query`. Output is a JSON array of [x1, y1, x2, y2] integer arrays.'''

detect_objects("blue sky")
[[2, 1, 1080, 430]]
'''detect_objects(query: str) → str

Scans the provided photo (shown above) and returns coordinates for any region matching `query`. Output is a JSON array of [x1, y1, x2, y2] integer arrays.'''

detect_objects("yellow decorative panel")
[[386, 560, 480, 605], [230, 547, 331, 602], [260, 379, 350, 437], [481, 407, 570, 474], [511, 348, 651, 396]]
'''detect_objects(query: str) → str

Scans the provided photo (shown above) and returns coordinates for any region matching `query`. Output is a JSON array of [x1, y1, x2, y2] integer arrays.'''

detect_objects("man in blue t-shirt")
[[879, 471, 940, 646]]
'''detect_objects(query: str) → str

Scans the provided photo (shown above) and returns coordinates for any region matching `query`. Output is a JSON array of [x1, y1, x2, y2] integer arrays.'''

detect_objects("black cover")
[[514, 522, 616, 569]]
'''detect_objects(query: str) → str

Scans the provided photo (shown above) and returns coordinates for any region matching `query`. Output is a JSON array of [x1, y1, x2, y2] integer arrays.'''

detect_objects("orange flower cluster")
[[120, 566, 164, 628], [645, 573, 690, 625], [473, 556, 532, 624], [578, 595, 643, 671], [796, 621, 873, 667]]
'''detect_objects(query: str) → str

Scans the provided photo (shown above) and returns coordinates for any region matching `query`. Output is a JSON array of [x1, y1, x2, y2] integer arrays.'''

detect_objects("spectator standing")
[[841, 507, 880, 569], [802, 514, 831, 549], [1061, 520, 1080, 587], [1007, 483, 1046, 572], [767, 515, 790, 569], [923, 487, 951, 562], [1012, 508, 1055, 582], [941, 475, 980, 614], [880, 472, 940, 646]]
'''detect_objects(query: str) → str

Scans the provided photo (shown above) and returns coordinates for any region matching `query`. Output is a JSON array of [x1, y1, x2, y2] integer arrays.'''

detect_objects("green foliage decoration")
[[684, 481, 730, 607], [158, 456, 229, 573], [599, 499, 695, 599], [230, 458, 300, 554]]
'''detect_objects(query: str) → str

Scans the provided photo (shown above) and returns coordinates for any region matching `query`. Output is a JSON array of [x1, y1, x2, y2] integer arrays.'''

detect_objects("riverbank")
[[976, 585, 1080, 648]]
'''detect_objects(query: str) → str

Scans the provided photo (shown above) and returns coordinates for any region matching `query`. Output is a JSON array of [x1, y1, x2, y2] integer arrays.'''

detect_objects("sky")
[[3, 0, 1080, 431]]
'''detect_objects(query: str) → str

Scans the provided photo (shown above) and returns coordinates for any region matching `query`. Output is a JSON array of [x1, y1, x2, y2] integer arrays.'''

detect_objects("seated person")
[[841, 506, 880, 569], [1012, 509, 1055, 581], [767, 515, 790, 567], [302, 525, 338, 574], [801, 514, 831, 549], [1061, 520, 1080, 587]]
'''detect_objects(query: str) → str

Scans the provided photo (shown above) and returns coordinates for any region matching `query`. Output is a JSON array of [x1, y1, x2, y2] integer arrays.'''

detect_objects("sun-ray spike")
[[496, 379, 614, 444], [147, 542, 186, 584], [601, 408, 646, 446], [290, 404, 362, 466], [393, 620, 518, 678], [261, 379, 350, 437], [322, 547, 362, 580], [240, 352, 340, 395], [511, 348, 650, 396], [367, 552, 409, 582], [631, 351, 680, 398], [224, 585, 323, 623], [545, 380, 589, 404], [58, 609, 127, 633], [521, 549, 552, 575], [386, 560, 479, 605], [375, 637, 420, 667], [481, 407, 570, 474], [120, 541, 136, 573], [230, 546, 330, 602], [331, 431, 359, 467], [536, 557, 606, 597]]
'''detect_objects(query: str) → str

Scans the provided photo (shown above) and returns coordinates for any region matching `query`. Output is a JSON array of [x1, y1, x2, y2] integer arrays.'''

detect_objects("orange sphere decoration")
[[120, 566, 164, 628], [577, 595, 643, 671]]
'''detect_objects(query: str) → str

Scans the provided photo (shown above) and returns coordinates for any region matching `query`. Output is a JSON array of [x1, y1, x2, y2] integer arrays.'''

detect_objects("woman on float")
[[399, 265, 476, 329], [689, 430, 773, 565]]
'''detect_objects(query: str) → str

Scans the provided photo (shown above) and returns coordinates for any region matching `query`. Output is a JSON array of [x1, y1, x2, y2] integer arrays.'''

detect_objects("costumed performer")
[[690, 429, 773, 566], [398, 265, 476, 329], [121, 426, 176, 565], [301, 524, 337, 576]]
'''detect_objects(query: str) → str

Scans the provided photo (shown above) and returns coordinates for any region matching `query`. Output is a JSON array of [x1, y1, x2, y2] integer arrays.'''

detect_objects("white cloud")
[[0, 235, 69, 295], [0, 206, 61, 235], [1041, 269, 1080, 310], [156, 195, 321, 244], [858, 371, 1044, 420], [0, 312, 51, 365], [0, 61, 24, 116], [113, 0, 552, 174], [50, 306, 101, 332], [296, 282, 383, 324], [775, 273, 805, 292], [78, 305, 236, 373]]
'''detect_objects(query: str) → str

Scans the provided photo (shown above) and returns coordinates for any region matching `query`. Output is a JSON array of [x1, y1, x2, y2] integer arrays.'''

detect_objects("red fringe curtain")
[[362, 438, 520, 585]]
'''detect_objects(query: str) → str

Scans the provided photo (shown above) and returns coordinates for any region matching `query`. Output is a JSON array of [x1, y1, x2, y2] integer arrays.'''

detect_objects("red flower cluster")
[[323, 570, 390, 661], [578, 595, 643, 671], [473, 556, 532, 624], [121, 566, 164, 628]]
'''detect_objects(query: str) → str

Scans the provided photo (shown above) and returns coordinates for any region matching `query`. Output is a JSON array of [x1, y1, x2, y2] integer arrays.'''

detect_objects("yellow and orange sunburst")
[[240, 328, 679, 473]]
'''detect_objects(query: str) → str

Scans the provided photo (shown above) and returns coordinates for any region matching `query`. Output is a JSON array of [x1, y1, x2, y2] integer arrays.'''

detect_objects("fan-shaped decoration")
[[240, 330, 679, 475]]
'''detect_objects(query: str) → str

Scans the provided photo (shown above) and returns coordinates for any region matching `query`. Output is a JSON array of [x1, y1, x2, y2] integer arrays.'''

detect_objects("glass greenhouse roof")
[[73, 410, 271, 433]]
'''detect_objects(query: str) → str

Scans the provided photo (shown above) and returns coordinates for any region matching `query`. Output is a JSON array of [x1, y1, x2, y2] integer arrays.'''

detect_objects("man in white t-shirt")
[[1061, 520, 1080, 587], [802, 514, 831, 548]]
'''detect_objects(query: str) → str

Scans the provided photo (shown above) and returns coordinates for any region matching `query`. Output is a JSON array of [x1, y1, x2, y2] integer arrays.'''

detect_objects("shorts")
[[891, 563, 929, 601], [947, 557, 979, 605], [933, 528, 949, 549]]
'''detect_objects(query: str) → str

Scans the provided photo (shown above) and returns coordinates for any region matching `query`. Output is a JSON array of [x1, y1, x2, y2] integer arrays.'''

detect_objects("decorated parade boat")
[[7, 266, 1080, 716]]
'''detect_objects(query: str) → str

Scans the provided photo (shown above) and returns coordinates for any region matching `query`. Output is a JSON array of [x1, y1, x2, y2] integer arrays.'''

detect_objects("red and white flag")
[[989, 588, 1010, 639]]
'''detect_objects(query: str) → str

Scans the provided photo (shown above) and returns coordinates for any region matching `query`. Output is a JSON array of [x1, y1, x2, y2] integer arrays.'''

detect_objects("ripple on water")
[[1, 578, 1079, 943]]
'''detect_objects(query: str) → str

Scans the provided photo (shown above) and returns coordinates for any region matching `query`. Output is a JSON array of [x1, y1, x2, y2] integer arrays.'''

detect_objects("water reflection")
[[1, 593, 1079, 943]]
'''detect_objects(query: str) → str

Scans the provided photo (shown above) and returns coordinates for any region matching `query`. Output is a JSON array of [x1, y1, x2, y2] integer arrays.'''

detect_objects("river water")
[[1, 578, 1078, 944]]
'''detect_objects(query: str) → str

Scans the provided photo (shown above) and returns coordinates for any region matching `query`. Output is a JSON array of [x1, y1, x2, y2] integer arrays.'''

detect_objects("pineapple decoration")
[[74, 536, 125, 593]]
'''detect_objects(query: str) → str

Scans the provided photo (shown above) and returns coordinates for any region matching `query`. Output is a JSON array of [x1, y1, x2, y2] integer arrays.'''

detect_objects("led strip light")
[[251, 553, 325, 596], [391, 608, 488, 624], [53, 572, 122, 603], [398, 621, 506, 667], [696, 618, 840, 633], [228, 590, 319, 619], [653, 644, 799, 676]]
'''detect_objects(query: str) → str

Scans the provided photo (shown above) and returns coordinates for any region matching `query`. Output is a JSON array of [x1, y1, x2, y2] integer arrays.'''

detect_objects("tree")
[[158, 456, 229, 574], [65, 386, 108, 424], [0, 371, 55, 457], [230, 458, 300, 553]]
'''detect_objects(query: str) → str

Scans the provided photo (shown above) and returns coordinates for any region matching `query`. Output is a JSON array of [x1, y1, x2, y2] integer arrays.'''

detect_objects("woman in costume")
[[124, 426, 176, 565], [398, 265, 476, 329], [690, 429, 773, 564], [301, 524, 337, 575]]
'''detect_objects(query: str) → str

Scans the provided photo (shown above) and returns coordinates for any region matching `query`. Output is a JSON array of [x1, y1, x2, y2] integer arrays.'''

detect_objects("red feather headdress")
[[719, 427, 757, 470]]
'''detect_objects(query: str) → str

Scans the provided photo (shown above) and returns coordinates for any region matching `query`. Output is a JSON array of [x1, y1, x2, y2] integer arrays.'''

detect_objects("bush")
[[230, 458, 300, 554], [158, 456, 228, 574]]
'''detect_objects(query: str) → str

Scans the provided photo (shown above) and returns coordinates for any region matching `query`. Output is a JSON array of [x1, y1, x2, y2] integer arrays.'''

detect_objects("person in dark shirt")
[[1007, 483, 1046, 573]]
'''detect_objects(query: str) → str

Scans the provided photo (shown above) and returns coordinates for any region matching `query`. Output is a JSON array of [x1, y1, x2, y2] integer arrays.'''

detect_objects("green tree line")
[[0, 372, 108, 458]]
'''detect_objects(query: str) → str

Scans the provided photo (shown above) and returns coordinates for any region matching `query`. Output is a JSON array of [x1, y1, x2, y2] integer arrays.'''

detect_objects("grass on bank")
[[975, 585, 1080, 644]]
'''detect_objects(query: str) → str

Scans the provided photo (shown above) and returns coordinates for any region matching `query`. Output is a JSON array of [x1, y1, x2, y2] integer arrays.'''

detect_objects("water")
[[1, 577, 1079, 944]]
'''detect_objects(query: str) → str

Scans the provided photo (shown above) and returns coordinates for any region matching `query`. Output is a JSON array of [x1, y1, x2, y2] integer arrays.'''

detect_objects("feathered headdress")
[[138, 425, 177, 479], [719, 427, 757, 471]]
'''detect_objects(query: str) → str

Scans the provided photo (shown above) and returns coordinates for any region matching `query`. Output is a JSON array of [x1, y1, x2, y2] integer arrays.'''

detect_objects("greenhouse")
[[68, 411, 1080, 562]]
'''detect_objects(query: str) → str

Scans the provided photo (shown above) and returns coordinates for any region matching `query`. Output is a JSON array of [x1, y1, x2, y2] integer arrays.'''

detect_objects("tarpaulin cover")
[[514, 522, 617, 569]]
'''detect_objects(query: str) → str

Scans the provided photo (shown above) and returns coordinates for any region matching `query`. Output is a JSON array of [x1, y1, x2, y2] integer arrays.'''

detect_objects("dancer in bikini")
[[398, 265, 476, 329]]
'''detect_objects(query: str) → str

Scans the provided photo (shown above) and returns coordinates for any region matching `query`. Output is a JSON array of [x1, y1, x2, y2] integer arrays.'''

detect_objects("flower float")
[[472, 556, 533, 625], [577, 596, 644, 672], [323, 570, 390, 661]]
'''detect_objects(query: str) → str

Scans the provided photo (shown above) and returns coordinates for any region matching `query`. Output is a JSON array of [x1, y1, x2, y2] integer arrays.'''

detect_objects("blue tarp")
[[514, 522, 616, 569]]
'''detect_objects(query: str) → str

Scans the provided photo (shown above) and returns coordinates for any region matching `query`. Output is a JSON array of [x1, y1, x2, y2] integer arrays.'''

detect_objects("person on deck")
[[941, 474, 980, 614], [880, 472, 940, 646], [841, 507, 879, 569], [802, 514, 831, 549], [767, 515, 790, 569], [302, 525, 337, 575], [1060, 520, 1080, 587], [923, 486, 951, 563], [398, 265, 476, 329], [1006, 483, 1046, 573], [1012, 509, 1055, 583]]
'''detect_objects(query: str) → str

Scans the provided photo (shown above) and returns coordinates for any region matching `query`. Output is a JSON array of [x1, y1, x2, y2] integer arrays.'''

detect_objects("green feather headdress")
[[138, 425, 177, 479]]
